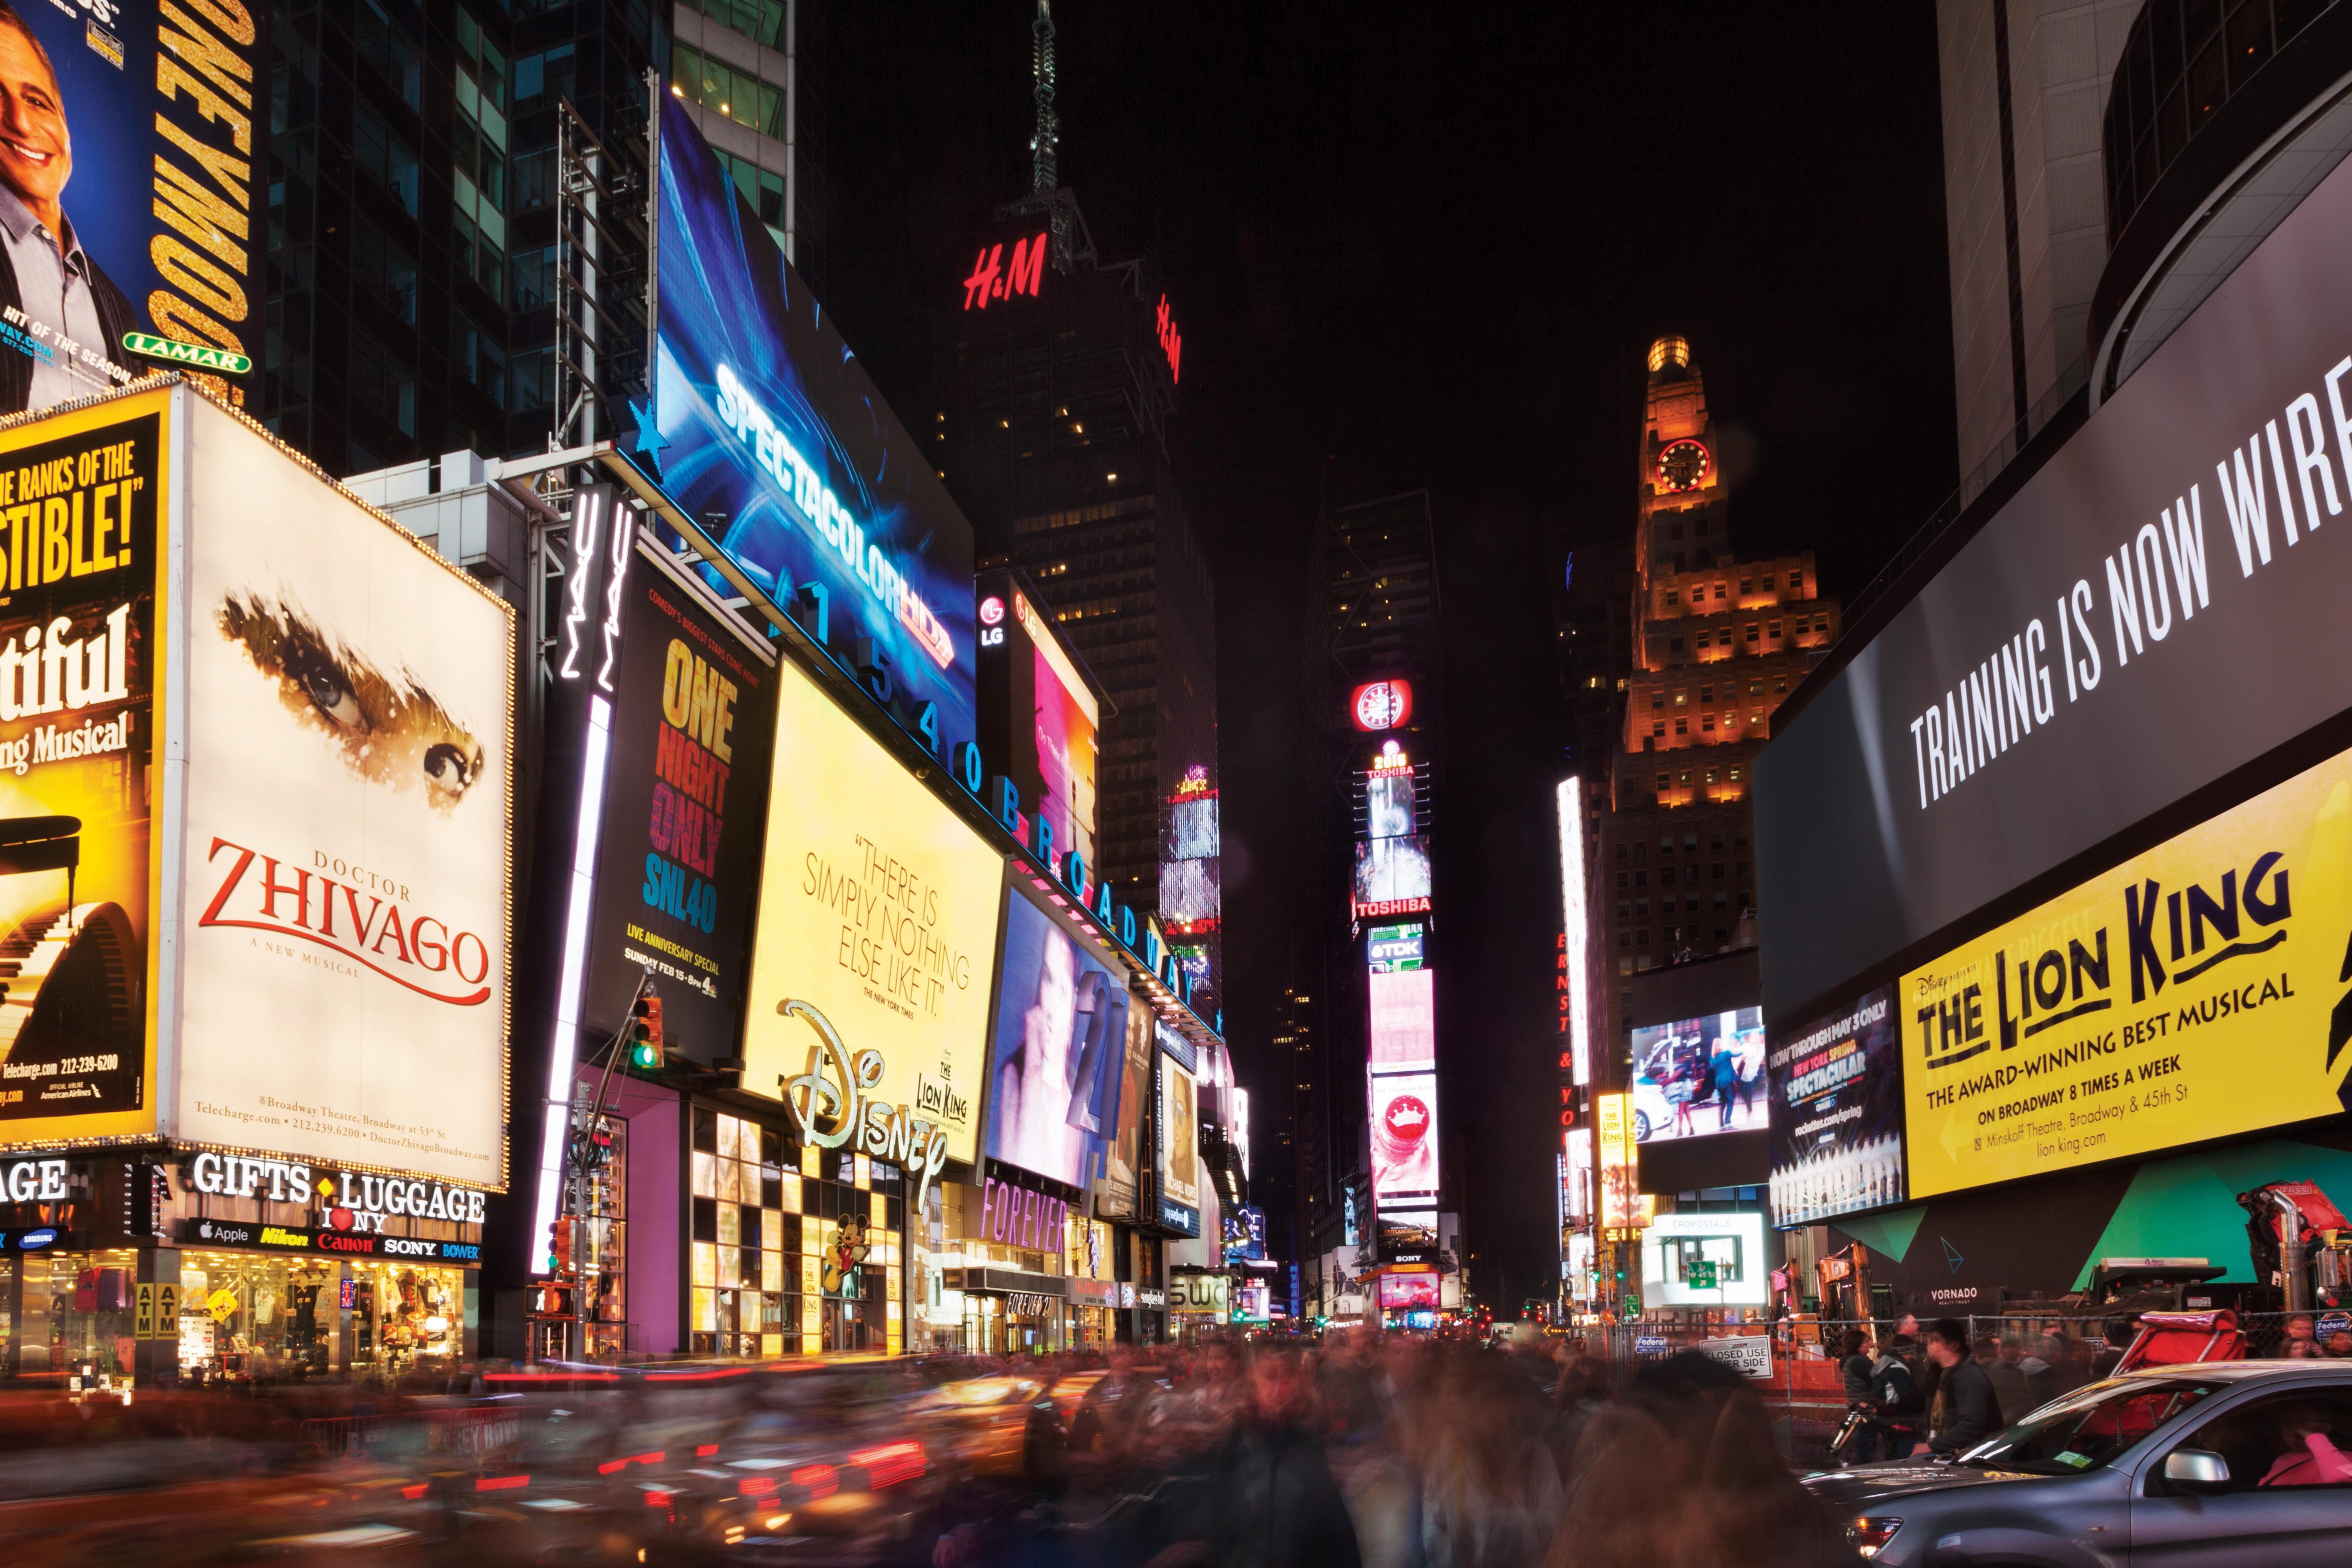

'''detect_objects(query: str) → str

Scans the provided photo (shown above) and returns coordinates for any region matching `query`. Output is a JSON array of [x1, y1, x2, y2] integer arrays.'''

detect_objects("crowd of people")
[[933, 1325, 1861, 1568]]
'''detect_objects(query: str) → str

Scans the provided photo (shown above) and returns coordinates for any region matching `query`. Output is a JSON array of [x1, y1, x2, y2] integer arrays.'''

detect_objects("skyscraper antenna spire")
[[1030, 1, 1059, 195]]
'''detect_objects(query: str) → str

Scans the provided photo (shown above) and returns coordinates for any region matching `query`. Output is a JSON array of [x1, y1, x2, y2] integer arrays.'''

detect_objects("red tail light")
[[791, 1464, 838, 1499], [846, 1441, 926, 1490], [475, 1475, 530, 1492]]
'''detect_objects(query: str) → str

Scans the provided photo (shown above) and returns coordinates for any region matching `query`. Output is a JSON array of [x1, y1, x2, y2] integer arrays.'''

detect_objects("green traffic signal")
[[630, 1037, 661, 1070]]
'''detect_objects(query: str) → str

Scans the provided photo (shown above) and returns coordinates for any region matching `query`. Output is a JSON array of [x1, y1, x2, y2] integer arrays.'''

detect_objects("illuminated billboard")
[[1368, 967, 1435, 1070], [1642, 1211, 1768, 1308], [1596, 1092, 1640, 1229], [578, 545, 777, 1060], [649, 103, 976, 752], [975, 574, 1098, 868], [1377, 1271, 1440, 1312], [0, 3, 268, 415], [985, 877, 1132, 1189], [1768, 987, 1904, 1227], [739, 656, 1005, 1167], [178, 395, 513, 1189], [1900, 743, 2352, 1201], [1368, 923, 1424, 972], [1096, 991, 1153, 1219], [1369, 1070, 1439, 1197], [1556, 778, 1591, 1086], [1628, 1008, 1766, 1143], [1354, 836, 1432, 910], [1156, 1049, 1200, 1234], [0, 391, 165, 1140]]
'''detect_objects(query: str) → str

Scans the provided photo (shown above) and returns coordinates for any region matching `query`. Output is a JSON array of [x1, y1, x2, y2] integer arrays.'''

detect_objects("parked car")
[[1802, 1360, 2352, 1566]]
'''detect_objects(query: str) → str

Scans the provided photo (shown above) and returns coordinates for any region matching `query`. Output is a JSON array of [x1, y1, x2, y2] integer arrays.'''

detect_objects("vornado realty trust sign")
[[1759, 150, 2352, 1020]]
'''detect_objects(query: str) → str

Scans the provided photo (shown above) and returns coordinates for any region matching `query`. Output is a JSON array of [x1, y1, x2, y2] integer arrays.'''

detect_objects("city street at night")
[[3, 3, 2352, 1565]]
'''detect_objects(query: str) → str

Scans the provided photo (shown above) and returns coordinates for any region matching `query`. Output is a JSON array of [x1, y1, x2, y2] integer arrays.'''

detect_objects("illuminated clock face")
[[1353, 680, 1411, 732], [1656, 439, 1711, 493]]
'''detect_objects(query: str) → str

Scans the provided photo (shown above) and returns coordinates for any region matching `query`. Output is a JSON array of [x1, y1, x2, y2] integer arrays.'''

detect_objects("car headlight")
[[1847, 1517, 1902, 1558]]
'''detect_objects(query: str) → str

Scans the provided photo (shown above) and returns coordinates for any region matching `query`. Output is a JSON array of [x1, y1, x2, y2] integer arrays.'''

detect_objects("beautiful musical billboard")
[[1096, 994, 1153, 1220], [1156, 1048, 1200, 1235], [0, 3, 269, 415], [1900, 743, 2352, 1201], [0, 389, 166, 1141], [985, 877, 1131, 1189], [1628, 1008, 1767, 1143], [178, 394, 513, 1189], [648, 103, 975, 751], [1768, 986, 1904, 1227], [739, 656, 1004, 1167]]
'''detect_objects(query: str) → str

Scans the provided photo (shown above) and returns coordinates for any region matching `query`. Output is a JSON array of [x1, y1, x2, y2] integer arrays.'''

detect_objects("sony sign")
[[1758, 150, 2352, 1019]]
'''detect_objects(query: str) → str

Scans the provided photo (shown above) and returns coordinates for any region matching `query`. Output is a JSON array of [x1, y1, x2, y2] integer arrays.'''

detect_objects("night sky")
[[824, 4, 1961, 1305]]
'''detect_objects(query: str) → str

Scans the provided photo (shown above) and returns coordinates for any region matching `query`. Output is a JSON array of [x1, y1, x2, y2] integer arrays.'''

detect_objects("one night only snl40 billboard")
[[643, 101, 977, 761], [0, 2, 268, 415]]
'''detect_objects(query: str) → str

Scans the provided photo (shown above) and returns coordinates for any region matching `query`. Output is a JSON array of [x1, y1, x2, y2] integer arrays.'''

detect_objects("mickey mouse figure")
[[823, 1212, 871, 1295]]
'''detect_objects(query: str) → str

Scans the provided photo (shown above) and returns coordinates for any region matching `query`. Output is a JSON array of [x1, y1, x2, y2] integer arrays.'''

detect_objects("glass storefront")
[[175, 1250, 338, 1382], [349, 1260, 465, 1376], [17, 1249, 137, 1376], [688, 1105, 905, 1358]]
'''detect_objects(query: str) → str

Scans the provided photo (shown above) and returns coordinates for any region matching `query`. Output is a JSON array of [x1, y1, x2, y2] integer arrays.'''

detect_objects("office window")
[[353, 105, 419, 215], [350, 217, 415, 324], [453, 314, 505, 408], [512, 43, 576, 110], [349, 330, 415, 437], [673, 44, 787, 139], [455, 6, 505, 112], [355, 0, 420, 108], [511, 244, 556, 311], [683, 0, 788, 49]]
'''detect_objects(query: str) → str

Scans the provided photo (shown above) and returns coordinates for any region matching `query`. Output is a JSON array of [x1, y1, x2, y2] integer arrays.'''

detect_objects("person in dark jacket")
[[1871, 1335, 1924, 1460], [1151, 1347, 1362, 1568], [1924, 1318, 2002, 1455]]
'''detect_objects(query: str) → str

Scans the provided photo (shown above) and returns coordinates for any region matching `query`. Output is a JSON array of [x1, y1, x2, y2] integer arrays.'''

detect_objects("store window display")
[[20, 1250, 137, 1375], [689, 1106, 905, 1357], [175, 1250, 335, 1382], [351, 1261, 462, 1376]]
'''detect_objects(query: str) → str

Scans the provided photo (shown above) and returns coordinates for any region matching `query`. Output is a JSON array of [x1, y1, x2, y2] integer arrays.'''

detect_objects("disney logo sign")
[[776, 998, 951, 1210]]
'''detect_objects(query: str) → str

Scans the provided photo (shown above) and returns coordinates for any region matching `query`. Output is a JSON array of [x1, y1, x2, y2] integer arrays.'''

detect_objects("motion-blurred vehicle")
[[1804, 1361, 2352, 1566]]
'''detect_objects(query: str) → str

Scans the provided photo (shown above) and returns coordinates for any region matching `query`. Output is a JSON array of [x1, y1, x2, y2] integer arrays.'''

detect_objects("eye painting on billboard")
[[739, 658, 1003, 1166], [1767, 987, 1904, 1227], [0, 3, 269, 417], [648, 103, 976, 752], [0, 389, 167, 1142], [1369, 1071, 1439, 1197], [578, 544, 777, 1059], [1628, 1008, 1767, 1144], [1900, 743, 2352, 1202], [178, 395, 514, 1190], [985, 877, 1131, 1189]]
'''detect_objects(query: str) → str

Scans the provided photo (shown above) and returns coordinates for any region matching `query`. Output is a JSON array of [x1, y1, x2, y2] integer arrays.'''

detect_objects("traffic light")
[[628, 991, 664, 1069], [549, 1218, 575, 1274]]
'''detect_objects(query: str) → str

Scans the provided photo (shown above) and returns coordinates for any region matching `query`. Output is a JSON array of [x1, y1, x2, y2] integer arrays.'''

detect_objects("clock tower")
[[1586, 337, 1844, 1070]]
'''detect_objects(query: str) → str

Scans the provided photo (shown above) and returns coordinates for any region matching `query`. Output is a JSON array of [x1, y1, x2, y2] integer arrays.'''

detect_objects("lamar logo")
[[199, 837, 493, 1006]]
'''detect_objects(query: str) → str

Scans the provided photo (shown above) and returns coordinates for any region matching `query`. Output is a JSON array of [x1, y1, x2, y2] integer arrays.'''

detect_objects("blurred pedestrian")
[[1148, 1346, 1362, 1568], [1986, 1334, 2030, 1418], [1924, 1318, 2001, 1455], [1871, 1333, 1923, 1460]]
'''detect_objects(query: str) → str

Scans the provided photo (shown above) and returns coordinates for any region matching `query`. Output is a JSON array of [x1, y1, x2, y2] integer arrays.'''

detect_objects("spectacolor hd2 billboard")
[[1900, 742, 2352, 1201], [1767, 986, 1904, 1227], [0, 383, 516, 1192], [1757, 150, 2352, 1021], [647, 103, 976, 756]]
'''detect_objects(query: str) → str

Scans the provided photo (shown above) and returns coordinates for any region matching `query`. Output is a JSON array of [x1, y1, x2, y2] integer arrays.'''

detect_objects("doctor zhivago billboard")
[[0, 382, 514, 1193]]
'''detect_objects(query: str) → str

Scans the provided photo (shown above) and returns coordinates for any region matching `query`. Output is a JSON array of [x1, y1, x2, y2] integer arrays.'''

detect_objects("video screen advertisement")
[[648, 103, 976, 753], [177, 392, 513, 1189], [1369, 1070, 1440, 1198], [1628, 1008, 1767, 1143], [984, 875, 1132, 1189], [0, 3, 268, 415], [739, 655, 1005, 1167], [1768, 987, 1904, 1227], [1901, 743, 2352, 1202], [1758, 150, 2352, 1023], [1642, 1212, 1768, 1308], [1378, 1271, 1440, 1312], [975, 574, 1099, 869], [578, 544, 777, 1058], [1155, 1045, 1201, 1235]]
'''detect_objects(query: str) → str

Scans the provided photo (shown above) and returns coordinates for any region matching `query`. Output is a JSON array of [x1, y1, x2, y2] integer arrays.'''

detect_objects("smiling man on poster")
[[0, 4, 134, 413]]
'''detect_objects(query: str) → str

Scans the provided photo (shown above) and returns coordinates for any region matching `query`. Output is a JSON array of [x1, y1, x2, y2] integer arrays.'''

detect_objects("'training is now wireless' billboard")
[[641, 103, 976, 755]]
